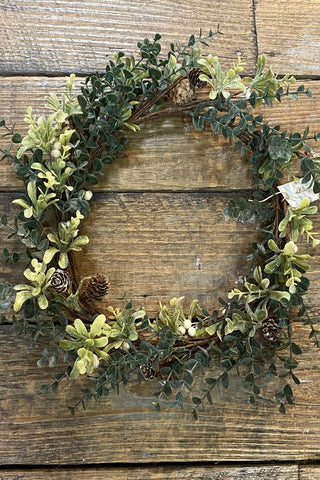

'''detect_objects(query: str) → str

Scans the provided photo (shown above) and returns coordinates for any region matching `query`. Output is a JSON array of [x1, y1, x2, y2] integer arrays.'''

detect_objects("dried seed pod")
[[50, 269, 70, 293], [85, 273, 110, 300]]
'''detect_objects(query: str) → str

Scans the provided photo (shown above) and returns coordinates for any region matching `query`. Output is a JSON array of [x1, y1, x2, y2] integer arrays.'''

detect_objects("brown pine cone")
[[188, 68, 207, 89], [262, 318, 280, 342], [50, 269, 70, 293], [85, 273, 109, 300], [168, 78, 194, 105]]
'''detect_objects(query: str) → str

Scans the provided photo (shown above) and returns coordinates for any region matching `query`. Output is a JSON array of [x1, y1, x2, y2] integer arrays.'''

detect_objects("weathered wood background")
[[1, 1, 320, 478]]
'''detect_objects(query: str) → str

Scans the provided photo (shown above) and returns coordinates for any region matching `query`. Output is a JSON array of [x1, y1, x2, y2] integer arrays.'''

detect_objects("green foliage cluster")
[[1, 29, 320, 417]]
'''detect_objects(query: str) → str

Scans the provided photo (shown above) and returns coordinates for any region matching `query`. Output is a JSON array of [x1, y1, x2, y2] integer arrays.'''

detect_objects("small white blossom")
[[188, 326, 196, 337], [84, 190, 93, 201], [121, 341, 130, 351], [51, 149, 61, 158], [183, 319, 192, 330], [177, 326, 186, 335]]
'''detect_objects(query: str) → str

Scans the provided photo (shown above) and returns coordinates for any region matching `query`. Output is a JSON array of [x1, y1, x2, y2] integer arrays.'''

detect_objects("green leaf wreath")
[[1, 27, 320, 417]]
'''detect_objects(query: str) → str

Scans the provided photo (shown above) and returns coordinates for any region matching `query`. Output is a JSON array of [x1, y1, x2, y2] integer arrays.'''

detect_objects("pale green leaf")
[[38, 295, 48, 310], [13, 290, 33, 312], [43, 247, 59, 264], [90, 314, 107, 337], [58, 252, 69, 269], [74, 318, 88, 337]]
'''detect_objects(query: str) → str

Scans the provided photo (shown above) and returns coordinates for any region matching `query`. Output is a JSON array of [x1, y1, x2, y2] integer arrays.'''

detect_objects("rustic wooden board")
[[0, 77, 251, 192], [0, 464, 300, 479], [301, 465, 320, 479], [0, 191, 261, 314], [0, 0, 256, 75], [1, 77, 320, 193], [2, 191, 320, 314], [255, 0, 320, 75], [1, 1, 320, 476], [1, 320, 320, 465]]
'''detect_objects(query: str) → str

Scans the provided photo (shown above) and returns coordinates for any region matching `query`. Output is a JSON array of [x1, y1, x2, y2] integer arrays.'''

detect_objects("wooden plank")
[[0, 191, 261, 314], [0, 464, 299, 479], [79, 192, 261, 313], [2, 190, 320, 315], [255, 0, 320, 75], [1, 78, 320, 193], [0, 0, 256, 75], [0, 77, 251, 192], [300, 465, 320, 479], [1, 320, 320, 465]]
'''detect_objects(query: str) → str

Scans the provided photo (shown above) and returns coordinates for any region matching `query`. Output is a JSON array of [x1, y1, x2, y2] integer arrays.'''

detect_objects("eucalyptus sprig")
[[1, 30, 320, 417]]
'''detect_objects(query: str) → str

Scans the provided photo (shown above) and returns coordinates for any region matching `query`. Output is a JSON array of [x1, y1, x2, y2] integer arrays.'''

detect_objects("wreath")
[[1, 28, 320, 418]]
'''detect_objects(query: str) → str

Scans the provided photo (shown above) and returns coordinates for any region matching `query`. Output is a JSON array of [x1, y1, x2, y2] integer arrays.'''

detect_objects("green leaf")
[[183, 371, 193, 386], [291, 373, 300, 385], [13, 290, 33, 312], [205, 377, 216, 386], [86, 174, 98, 185], [38, 295, 49, 310], [102, 156, 113, 164], [60, 339, 80, 351], [93, 157, 102, 171], [74, 318, 88, 337], [12, 132, 22, 143], [94, 337, 109, 348], [221, 371, 229, 389], [58, 252, 69, 269], [27, 180, 37, 206], [291, 342, 302, 355], [284, 384, 293, 398], [184, 359, 198, 371], [269, 290, 291, 302], [43, 247, 59, 264], [279, 403, 286, 414], [70, 235, 89, 249], [90, 314, 106, 337]]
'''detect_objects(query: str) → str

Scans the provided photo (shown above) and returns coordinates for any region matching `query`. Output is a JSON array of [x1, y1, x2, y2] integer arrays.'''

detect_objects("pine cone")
[[50, 269, 70, 293], [168, 78, 194, 105], [85, 273, 109, 300], [140, 355, 157, 380], [262, 318, 280, 342], [189, 68, 207, 89]]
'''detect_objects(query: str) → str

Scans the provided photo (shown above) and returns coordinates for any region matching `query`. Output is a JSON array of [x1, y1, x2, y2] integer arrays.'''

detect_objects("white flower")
[[84, 190, 93, 201], [188, 326, 196, 337], [177, 326, 186, 335], [121, 341, 130, 351], [51, 149, 61, 158], [183, 319, 192, 330]]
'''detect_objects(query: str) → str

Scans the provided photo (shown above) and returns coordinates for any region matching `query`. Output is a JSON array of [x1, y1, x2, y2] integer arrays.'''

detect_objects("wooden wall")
[[1, 1, 320, 478]]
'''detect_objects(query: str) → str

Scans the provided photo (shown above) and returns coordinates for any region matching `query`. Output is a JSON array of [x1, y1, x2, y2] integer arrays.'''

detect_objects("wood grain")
[[300, 465, 320, 479], [1, 320, 320, 465], [255, 0, 320, 75], [0, 191, 261, 314], [0, 464, 299, 479], [2, 190, 320, 314], [1, 77, 320, 193], [1, 1, 320, 476], [0, 77, 251, 192], [0, 0, 256, 75]]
